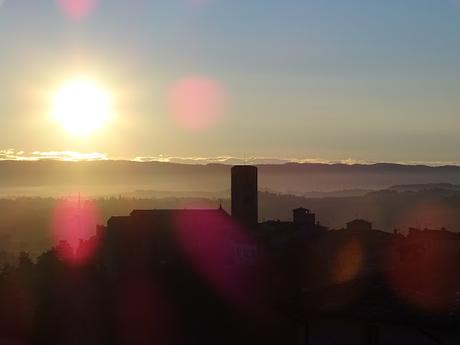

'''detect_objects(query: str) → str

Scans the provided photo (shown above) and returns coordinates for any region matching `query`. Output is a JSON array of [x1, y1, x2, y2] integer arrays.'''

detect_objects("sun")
[[52, 79, 112, 136]]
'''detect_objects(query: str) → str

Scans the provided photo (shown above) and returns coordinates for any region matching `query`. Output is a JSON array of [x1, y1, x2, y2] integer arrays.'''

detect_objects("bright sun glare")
[[52, 79, 112, 136]]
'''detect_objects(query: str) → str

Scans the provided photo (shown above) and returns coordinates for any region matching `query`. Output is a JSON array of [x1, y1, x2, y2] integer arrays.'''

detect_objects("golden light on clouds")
[[52, 78, 112, 137]]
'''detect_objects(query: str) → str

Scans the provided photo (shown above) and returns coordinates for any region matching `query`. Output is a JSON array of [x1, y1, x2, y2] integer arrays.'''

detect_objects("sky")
[[1, 0, 460, 164]]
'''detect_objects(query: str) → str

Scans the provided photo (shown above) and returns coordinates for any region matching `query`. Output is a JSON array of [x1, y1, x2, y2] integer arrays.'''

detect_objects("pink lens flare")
[[52, 196, 101, 266], [331, 239, 363, 284], [386, 235, 457, 312], [57, 0, 99, 20], [169, 77, 226, 131], [173, 210, 265, 315]]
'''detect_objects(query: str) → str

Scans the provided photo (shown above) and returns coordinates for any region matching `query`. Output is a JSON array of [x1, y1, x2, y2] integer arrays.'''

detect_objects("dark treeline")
[[0, 238, 289, 345], [2, 220, 460, 344], [0, 185, 460, 262], [0, 187, 460, 257]]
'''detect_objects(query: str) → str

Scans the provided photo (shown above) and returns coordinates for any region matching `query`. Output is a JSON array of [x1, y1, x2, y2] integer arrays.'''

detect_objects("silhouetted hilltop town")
[[1, 166, 460, 344]]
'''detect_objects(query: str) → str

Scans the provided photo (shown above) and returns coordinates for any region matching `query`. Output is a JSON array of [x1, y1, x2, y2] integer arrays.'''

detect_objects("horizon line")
[[0, 150, 459, 167]]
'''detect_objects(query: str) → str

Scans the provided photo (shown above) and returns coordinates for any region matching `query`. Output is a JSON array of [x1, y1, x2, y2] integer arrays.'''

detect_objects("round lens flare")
[[52, 79, 112, 137], [52, 196, 101, 266], [57, 0, 99, 20], [332, 239, 363, 284], [169, 77, 226, 132]]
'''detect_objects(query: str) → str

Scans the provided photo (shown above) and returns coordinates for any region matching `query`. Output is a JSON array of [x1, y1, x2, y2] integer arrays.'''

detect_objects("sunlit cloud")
[[1, 150, 460, 166], [0, 150, 108, 161], [135, 156, 458, 166], [133, 156, 380, 166], [133, 155, 243, 164], [31, 151, 108, 161], [168, 77, 226, 132], [57, 0, 99, 21], [133, 155, 337, 165], [0, 149, 26, 160]]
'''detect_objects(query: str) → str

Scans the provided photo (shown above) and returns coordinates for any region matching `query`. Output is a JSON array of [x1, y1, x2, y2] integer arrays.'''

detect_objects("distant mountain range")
[[387, 183, 460, 192], [0, 160, 460, 196]]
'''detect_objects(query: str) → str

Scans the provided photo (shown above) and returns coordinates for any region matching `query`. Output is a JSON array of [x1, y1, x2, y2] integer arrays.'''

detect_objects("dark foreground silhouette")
[[2, 211, 460, 344], [1, 166, 460, 344]]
